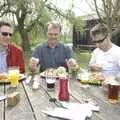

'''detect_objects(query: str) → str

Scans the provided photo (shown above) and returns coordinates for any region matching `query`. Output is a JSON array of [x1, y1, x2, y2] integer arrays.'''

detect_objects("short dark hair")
[[47, 21, 62, 32], [0, 21, 12, 28], [90, 23, 109, 38]]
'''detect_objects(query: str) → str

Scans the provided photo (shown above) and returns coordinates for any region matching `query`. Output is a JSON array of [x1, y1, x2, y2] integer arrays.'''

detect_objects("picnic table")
[[0, 74, 120, 120]]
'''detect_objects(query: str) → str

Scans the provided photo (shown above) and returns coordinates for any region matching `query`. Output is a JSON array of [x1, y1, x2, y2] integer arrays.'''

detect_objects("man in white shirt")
[[89, 23, 120, 76]]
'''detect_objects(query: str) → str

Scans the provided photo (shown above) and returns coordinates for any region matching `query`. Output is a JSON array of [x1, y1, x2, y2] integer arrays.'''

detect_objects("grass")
[[73, 49, 91, 68]]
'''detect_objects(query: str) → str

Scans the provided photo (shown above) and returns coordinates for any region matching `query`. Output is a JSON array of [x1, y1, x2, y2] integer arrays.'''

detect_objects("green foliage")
[[73, 48, 91, 68], [11, 32, 21, 45], [73, 16, 86, 34], [30, 36, 47, 47], [0, 0, 83, 52]]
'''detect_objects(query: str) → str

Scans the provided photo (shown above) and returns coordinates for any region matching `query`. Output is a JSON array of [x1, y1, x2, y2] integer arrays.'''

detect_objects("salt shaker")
[[58, 77, 69, 101]]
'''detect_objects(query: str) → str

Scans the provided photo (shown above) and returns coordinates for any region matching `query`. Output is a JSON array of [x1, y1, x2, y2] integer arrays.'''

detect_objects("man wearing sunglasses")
[[89, 23, 120, 76], [0, 21, 25, 73]]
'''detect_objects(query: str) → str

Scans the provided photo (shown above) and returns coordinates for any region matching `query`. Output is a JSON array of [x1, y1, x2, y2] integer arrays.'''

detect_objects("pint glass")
[[108, 81, 120, 103], [8, 67, 20, 87]]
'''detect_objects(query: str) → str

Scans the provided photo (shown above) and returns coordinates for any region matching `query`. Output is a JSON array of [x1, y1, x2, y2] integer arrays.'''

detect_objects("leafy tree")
[[88, 0, 120, 35], [73, 16, 86, 34], [0, 0, 51, 51], [0, 0, 75, 52]]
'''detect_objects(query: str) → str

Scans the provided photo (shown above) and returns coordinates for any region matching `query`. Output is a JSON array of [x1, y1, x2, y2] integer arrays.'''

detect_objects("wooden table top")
[[0, 75, 120, 120]]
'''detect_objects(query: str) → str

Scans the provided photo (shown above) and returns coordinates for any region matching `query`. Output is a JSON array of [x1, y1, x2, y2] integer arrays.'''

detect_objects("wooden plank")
[[23, 78, 58, 120], [69, 79, 120, 120], [5, 83, 35, 120], [0, 84, 4, 120], [23, 77, 79, 120]]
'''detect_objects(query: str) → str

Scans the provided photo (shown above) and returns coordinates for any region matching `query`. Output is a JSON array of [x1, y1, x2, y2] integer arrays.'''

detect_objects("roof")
[[82, 13, 99, 20]]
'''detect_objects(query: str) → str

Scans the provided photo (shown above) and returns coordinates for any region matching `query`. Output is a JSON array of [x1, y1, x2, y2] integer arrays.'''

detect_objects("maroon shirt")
[[7, 43, 25, 73]]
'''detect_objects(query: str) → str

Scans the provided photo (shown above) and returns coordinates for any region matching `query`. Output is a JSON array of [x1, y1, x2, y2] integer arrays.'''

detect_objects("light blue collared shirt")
[[0, 45, 8, 72]]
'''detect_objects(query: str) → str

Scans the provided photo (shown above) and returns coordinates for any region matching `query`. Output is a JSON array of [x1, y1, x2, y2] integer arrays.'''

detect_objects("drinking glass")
[[108, 81, 120, 104], [46, 77, 56, 92], [8, 67, 20, 87]]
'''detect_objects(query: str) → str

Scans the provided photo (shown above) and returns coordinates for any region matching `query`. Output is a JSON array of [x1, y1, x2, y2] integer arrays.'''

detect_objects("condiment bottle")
[[58, 76, 69, 101]]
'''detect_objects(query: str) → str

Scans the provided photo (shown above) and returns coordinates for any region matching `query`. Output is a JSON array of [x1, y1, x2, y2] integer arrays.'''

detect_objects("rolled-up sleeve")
[[65, 46, 73, 59]]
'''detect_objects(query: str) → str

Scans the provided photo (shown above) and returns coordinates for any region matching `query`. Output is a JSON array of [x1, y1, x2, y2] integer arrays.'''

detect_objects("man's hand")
[[66, 58, 80, 75], [90, 64, 102, 72], [29, 57, 39, 72], [66, 58, 77, 68]]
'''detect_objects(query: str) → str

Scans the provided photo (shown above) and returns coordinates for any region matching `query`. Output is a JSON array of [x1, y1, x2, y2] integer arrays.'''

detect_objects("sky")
[[73, 0, 95, 16], [51, 0, 102, 16], [49, 0, 102, 33]]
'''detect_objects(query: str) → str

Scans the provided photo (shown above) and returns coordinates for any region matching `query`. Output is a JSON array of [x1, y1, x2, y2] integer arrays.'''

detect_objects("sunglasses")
[[93, 35, 107, 44], [1, 32, 13, 37]]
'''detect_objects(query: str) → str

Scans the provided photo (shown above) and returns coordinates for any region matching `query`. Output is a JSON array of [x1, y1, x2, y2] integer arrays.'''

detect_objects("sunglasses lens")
[[94, 40, 104, 44], [9, 33, 12, 36], [2, 32, 8, 36], [93, 35, 107, 44], [1, 32, 12, 37]]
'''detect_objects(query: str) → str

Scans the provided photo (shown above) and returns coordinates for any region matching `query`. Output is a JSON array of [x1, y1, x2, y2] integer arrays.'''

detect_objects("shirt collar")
[[46, 42, 60, 48], [0, 44, 8, 52]]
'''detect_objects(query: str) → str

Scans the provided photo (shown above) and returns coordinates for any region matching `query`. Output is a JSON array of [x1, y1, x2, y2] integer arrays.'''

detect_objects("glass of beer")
[[46, 76, 55, 92], [108, 81, 120, 104], [80, 71, 89, 84], [8, 67, 20, 87]]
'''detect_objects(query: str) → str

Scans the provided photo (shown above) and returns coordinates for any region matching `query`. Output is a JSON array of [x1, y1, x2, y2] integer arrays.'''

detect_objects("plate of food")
[[40, 67, 68, 79], [88, 72, 105, 85], [40, 68, 58, 78], [0, 73, 26, 84]]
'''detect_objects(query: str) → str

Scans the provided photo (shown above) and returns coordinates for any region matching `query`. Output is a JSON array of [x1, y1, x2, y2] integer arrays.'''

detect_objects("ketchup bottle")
[[58, 77, 69, 101]]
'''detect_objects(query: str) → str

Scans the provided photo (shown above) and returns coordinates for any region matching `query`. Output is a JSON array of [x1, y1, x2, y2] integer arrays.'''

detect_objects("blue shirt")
[[0, 45, 8, 72], [32, 43, 72, 71]]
